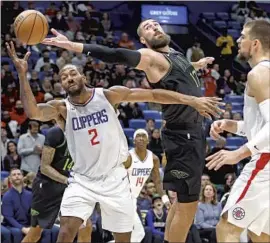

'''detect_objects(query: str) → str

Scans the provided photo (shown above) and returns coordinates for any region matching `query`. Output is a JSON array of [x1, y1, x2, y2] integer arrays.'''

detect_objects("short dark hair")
[[10, 167, 22, 174], [59, 64, 82, 76], [244, 19, 270, 51]]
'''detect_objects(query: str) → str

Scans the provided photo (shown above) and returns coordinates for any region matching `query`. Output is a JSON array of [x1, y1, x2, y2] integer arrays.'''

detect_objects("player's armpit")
[[40, 145, 68, 184]]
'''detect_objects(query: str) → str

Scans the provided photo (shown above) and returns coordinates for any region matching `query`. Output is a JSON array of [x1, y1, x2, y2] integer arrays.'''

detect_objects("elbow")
[[40, 165, 48, 175]]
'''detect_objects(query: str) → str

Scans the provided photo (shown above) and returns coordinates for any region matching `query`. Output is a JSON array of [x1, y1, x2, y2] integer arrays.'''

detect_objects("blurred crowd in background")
[[1, 1, 269, 243]]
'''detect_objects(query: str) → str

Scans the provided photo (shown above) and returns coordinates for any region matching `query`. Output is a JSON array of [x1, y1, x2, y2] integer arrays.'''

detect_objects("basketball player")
[[40, 22, 223, 243], [22, 126, 92, 243], [6, 39, 223, 243], [206, 19, 270, 243], [124, 129, 171, 243]]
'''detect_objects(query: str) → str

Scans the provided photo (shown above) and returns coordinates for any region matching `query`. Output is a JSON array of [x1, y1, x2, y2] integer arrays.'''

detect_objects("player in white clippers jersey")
[[125, 129, 171, 243], [206, 19, 270, 243], [6, 35, 226, 243]]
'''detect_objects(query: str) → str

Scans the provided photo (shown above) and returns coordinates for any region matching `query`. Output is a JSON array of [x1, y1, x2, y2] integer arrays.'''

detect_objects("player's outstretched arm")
[[6, 42, 60, 121], [42, 29, 160, 71], [191, 57, 215, 71], [104, 86, 224, 119], [40, 128, 69, 184]]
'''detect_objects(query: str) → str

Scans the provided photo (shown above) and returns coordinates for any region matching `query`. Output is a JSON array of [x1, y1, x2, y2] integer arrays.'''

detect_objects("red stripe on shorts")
[[236, 153, 270, 204]]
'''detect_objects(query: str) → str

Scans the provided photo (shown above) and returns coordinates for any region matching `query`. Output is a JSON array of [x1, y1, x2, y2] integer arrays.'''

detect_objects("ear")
[[253, 39, 259, 48], [82, 75, 87, 84], [140, 36, 146, 45]]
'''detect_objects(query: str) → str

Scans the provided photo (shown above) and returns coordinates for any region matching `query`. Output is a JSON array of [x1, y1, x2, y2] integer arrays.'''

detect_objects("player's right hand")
[[5, 42, 31, 74], [210, 119, 227, 140], [42, 28, 71, 50], [193, 97, 225, 119]]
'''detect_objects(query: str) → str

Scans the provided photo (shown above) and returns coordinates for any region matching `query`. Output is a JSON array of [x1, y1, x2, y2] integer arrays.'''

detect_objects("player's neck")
[[135, 147, 147, 161], [249, 53, 270, 68], [69, 87, 92, 104], [154, 45, 170, 53]]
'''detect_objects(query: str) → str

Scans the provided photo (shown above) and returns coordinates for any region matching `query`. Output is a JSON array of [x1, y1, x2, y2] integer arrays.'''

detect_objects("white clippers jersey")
[[64, 88, 129, 177], [244, 61, 270, 158], [127, 149, 154, 198]]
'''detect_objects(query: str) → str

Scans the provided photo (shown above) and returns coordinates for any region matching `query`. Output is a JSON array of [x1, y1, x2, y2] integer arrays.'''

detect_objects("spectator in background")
[[2, 111, 15, 138], [34, 50, 55, 72], [10, 100, 29, 135], [146, 181, 156, 197], [145, 119, 155, 138], [1, 168, 52, 243], [82, 12, 100, 35], [101, 12, 112, 34], [202, 68, 217, 97], [45, 2, 58, 17], [29, 70, 41, 89], [1, 84, 18, 111], [72, 52, 87, 67], [17, 121, 45, 175], [195, 183, 222, 243], [56, 50, 72, 70], [118, 32, 135, 50], [186, 41, 205, 62], [41, 77, 53, 94], [224, 102, 233, 113], [137, 186, 152, 211], [148, 129, 163, 161], [216, 29, 234, 71], [66, 13, 81, 39], [3, 141, 21, 172], [51, 11, 68, 31], [31, 83, 45, 103], [52, 82, 66, 99], [201, 174, 211, 188], [232, 112, 242, 121], [146, 194, 167, 243], [1, 128, 10, 161], [223, 173, 236, 195]]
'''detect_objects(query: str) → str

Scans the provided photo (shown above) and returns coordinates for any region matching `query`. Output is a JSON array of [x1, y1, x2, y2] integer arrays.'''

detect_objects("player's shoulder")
[[248, 64, 269, 85], [47, 99, 66, 108]]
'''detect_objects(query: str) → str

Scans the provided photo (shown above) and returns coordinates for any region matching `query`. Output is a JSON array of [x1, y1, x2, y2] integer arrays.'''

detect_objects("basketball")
[[14, 10, 49, 45]]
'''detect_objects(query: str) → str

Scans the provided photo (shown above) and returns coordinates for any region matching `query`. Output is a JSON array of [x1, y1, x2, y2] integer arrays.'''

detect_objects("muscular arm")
[[151, 155, 164, 197], [236, 67, 270, 160], [104, 86, 197, 106], [40, 127, 68, 184]]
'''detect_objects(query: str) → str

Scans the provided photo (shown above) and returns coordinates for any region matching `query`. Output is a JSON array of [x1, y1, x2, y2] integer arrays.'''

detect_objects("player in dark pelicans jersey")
[[22, 126, 92, 243]]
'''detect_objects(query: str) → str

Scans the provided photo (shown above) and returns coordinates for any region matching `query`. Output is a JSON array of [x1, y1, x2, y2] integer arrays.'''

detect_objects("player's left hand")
[[196, 57, 215, 70], [206, 149, 240, 171]]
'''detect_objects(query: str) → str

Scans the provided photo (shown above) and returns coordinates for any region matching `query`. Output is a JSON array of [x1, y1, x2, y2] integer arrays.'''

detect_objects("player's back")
[[151, 49, 203, 125], [127, 148, 154, 198], [65, 88, 128, 178]]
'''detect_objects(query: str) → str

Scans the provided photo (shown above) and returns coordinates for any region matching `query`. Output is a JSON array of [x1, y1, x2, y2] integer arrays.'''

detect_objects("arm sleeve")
[[82, 44, 141, 67], [246, 99, 270, 155], [44, 127, 65, 148], [145, 210, 165, 237], [1, 194, 23, 229], [17, 137, 34, 156]]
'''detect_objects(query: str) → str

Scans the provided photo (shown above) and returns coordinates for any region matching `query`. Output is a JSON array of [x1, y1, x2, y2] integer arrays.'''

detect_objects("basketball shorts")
[[222, 153, 270, 236], [131, 199, 145, 242], [162, 124, 206, 202], [31, 176, 67, 229], [60, 166, 134, 233]]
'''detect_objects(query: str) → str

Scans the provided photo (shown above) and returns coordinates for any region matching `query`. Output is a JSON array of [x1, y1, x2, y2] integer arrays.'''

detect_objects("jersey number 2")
[[88, 129, 100, 146]]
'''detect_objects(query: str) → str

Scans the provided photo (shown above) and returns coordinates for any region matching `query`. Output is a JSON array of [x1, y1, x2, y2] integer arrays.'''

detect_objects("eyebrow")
[[142, 20, 158, 29]]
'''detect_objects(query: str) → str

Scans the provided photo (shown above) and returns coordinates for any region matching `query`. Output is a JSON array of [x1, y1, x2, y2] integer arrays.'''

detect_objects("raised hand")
[[42, 28, 71, 49], [192, 97, 225, 120], [6, 41, 31, 74]]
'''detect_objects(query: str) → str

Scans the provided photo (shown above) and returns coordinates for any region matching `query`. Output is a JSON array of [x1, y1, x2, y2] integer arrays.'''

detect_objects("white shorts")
[[131, 199, 145, 242], [60, 166, 134, 233], [222, 153, 270, 236]]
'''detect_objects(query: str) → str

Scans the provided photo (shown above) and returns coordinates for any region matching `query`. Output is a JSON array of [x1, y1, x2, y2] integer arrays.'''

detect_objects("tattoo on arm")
[[40, 146, 68, 184]]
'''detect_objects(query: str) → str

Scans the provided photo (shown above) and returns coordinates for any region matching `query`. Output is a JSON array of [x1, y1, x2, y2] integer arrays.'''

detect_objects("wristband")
[[235, 121, 246, 136], [162, 195, 170, 204]]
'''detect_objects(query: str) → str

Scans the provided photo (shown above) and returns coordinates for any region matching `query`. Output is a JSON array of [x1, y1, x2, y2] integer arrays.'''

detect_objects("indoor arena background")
[[1, 1, 270, 243]]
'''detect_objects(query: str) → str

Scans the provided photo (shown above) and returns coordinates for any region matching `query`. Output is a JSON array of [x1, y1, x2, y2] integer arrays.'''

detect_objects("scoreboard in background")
[[141, 4, 188, 25]]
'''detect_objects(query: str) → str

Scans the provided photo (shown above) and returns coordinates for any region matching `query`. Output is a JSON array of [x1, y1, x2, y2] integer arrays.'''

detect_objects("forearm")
[[4, 216, 23, 229], [222, 119, 239, 134], [18, 147, 34, 156], [18, 73, 40, 119], [41, 165, 68, 184], [69, 42, 141, 67], [152, 89, 196, 105]]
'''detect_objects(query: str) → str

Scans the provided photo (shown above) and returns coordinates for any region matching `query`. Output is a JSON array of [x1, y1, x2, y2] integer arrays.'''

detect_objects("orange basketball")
[[14, 10, 49, 45]]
